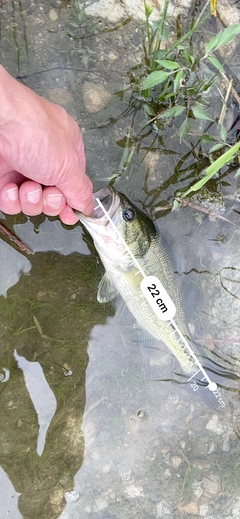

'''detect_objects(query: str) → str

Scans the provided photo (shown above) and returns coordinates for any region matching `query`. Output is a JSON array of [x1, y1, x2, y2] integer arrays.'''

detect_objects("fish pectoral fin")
[[97, 273, 118, 303]]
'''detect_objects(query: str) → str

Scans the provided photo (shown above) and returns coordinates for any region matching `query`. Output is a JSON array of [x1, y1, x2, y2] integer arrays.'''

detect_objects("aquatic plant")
[[138, 0, 240, 144], [111, 0, 240, 200]]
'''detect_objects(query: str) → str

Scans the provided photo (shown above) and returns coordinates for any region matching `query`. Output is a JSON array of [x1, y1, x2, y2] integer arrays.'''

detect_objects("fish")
[[75, 185, 200, 374]]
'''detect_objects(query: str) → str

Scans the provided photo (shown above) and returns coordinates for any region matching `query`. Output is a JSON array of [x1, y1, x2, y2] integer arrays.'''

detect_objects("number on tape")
[[140, 275, 176, 321]]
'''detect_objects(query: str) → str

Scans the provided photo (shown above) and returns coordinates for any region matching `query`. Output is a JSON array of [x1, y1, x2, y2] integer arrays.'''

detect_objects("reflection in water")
[[14, 350, 57, 456], [1, 0, 240, 517], [0, 243, 105, 519], [0, 239, 31, 297], [0, 466, 22, 519]]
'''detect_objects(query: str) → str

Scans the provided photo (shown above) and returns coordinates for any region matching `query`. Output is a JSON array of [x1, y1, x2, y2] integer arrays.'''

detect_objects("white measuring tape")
[[96, 197, 226, 407]]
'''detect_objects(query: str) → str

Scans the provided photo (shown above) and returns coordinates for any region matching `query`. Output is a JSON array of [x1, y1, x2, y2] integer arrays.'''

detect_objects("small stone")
[[179, 440, 186, 449], [156, 499, 171, 517], [108, 51, 117, 61], [50, 488, 64, 505], [199, 503, 209, 517], [124, 484, 144, 498], [222, 442, 230, 452], [171, 456, 182, 469], [164, 468, 171, 479], [203, 473, 221, 496], [49, 8, 58, 21], [65, 490, 80, 503], [178, 499, 199, 515], [82, 82, 111, 113], [161, 446, 170, 455], [205, 414, 223, 434]]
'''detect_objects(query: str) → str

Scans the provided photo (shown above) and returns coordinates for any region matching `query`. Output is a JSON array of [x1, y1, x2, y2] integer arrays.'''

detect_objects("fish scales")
[[76, 186, 200, 374], [99, 233, 196, 373]]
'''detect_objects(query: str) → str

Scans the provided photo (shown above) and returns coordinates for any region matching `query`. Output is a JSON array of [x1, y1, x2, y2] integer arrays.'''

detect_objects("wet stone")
[[124, 484, 144, 498], [65, 490, 80, 503], [203, 473, 221, 496], [82, 82, 111, 113], [171, 455, 182, 469], [49, 8, 58, 21], [156, 499, 172, 517], [178, 499, 199, 515]]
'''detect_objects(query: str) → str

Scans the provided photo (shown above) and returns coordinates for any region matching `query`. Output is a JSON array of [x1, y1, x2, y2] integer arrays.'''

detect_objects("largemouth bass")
[[76, 186, 199, 373]]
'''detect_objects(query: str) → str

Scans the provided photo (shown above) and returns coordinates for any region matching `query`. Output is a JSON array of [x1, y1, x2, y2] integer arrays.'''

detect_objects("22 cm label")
[[147, 283, 167, 313]]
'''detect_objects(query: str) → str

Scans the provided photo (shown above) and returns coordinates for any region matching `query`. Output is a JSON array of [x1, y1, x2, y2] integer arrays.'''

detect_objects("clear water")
[[1, 2, 240, 518]]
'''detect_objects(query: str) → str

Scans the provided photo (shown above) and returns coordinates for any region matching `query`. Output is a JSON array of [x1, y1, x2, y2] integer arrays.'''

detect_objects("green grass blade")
[[181, 141, 240, 198]]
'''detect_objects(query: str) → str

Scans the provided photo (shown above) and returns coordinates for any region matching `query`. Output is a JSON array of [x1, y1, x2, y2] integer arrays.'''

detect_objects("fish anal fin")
[[97, 272, 118, 303]]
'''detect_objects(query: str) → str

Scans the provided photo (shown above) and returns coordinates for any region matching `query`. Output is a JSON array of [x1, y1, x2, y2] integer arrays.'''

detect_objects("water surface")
[[1, 2, 240, 518]]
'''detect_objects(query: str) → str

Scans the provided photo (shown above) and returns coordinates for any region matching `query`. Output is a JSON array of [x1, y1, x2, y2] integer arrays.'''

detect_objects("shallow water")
[[1, 1, 240, 518]]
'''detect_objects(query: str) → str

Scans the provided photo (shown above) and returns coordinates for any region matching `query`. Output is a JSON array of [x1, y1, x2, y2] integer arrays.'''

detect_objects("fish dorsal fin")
[[97, 273, 118, 303]]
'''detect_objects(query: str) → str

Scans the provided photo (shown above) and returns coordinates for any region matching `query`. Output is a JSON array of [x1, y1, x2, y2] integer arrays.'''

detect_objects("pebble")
[[49, 8, 58, 21], [50, 487, 64, 505], [205, 414, 224, 435], [124, 484, 144, 498], [82, 82, 111, 113], [199, 503, 209, 517], [178, 499, 199, 515], [65, 490, 80, 503], [222, 441, 231, 452], [171, 456, 182, 469], [202, 473, 221, 496], [156, 499, 172, 517]]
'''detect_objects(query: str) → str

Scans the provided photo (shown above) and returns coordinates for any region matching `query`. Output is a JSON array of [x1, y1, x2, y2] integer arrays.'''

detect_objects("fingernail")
[[45, 193, 65, 207], [6, 186, 18, 201], [25, 188, 41, 204]]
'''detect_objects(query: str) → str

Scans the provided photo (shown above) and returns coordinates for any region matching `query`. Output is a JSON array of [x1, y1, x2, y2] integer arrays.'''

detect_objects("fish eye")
[[123, 208, 135, 222]]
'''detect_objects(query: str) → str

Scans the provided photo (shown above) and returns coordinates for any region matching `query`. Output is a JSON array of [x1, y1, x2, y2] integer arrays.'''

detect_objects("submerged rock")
[[82, 82, 111, 113]]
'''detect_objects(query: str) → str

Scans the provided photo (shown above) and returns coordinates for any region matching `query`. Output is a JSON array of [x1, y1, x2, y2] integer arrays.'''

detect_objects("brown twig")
[[154, 198, 235, 226], [0, 221, 33, 255]]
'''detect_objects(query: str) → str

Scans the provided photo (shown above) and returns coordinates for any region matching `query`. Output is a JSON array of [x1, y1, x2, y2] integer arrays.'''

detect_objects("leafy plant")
[[66, 0, 98, 67], [138, 1, 240, 140]]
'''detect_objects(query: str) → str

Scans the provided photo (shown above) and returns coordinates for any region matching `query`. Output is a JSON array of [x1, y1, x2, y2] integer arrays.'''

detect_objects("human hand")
[[0, 66, 94, 225]]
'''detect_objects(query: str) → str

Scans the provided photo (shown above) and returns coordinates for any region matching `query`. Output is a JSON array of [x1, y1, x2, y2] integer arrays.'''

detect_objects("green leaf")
[[141, 71, 171, 89], [209, 143, 224, 153], [201, 134, 217, 144], [158, 105, 185, 120], [172, 199, 180, 210], [220, 125, 227, 142], [143, 103, 155, 116], [207, 54, 225, 72], [174, 70, 183, 93], [192, 105, 213, 121], [179, 119, 190, 142], [205, 24, 240, 54], [155, 59, 180, 70]]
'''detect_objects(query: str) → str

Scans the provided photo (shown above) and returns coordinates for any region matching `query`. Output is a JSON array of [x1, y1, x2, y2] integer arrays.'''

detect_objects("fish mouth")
[[77, 186, 119, 224]]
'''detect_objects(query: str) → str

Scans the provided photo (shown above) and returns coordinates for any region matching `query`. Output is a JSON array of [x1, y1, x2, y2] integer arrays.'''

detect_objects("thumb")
[[56, 162, 94, 216]]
